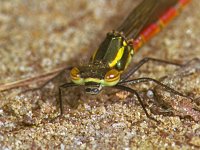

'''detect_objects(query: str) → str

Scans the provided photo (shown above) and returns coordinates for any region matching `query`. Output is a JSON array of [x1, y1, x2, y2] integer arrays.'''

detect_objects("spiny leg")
[[114, 84, 159, 123], [58, 82, 77, 116], [121, 57, 182, 82], [120, 77, 191, 99]]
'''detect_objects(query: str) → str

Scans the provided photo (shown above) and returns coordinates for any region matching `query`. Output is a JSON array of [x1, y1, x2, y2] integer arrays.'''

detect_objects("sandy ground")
[[0, 0, 200, 149]]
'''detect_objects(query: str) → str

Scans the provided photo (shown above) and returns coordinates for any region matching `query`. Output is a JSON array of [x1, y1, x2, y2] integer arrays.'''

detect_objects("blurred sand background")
[[0, 0, 200, 149]]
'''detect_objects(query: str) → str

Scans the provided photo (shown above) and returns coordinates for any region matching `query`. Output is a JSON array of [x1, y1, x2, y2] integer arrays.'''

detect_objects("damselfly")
[[41, 0, 192, 122]]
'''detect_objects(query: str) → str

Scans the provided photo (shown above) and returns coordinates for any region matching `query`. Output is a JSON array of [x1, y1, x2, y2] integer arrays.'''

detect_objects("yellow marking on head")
[[85, 78, 102, 83], [84, 76, 120, 87], [80, 69, 121, 87]]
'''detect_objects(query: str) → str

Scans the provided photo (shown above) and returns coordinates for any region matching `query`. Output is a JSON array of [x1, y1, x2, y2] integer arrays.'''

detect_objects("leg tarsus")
[[58, 82, 77, 116], [114, 85, 159, 123]]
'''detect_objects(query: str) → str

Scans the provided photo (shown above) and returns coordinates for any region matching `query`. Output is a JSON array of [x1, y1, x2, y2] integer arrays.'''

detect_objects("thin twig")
[[0, 66, 67, 92]]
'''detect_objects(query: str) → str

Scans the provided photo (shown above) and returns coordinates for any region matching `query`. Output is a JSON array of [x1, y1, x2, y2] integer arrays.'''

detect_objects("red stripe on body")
[[133, 0, 192, 52], [141, 23, 160, 42], [159, 8, 178, 26], [133, 23, 160, 52]]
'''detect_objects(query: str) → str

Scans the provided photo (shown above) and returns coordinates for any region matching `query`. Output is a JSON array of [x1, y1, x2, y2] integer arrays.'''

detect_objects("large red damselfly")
[[32, 0, 192, 122]]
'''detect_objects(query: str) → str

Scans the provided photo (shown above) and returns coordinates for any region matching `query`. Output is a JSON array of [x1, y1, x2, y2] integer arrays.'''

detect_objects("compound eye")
[[104, 69, 120, 84], [70, 67, 81, 82]]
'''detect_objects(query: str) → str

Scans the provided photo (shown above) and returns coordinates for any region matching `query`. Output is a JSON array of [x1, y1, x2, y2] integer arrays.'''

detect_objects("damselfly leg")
[[116, 58, 191, 121], [121, 57, 182, 81], [120, 77, 190, 99], [58, 82, 77, 116], [114, 84, 159, 123]]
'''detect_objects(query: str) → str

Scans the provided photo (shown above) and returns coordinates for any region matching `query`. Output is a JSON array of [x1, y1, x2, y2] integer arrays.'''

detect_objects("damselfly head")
[[70, 63, 121, 87]]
